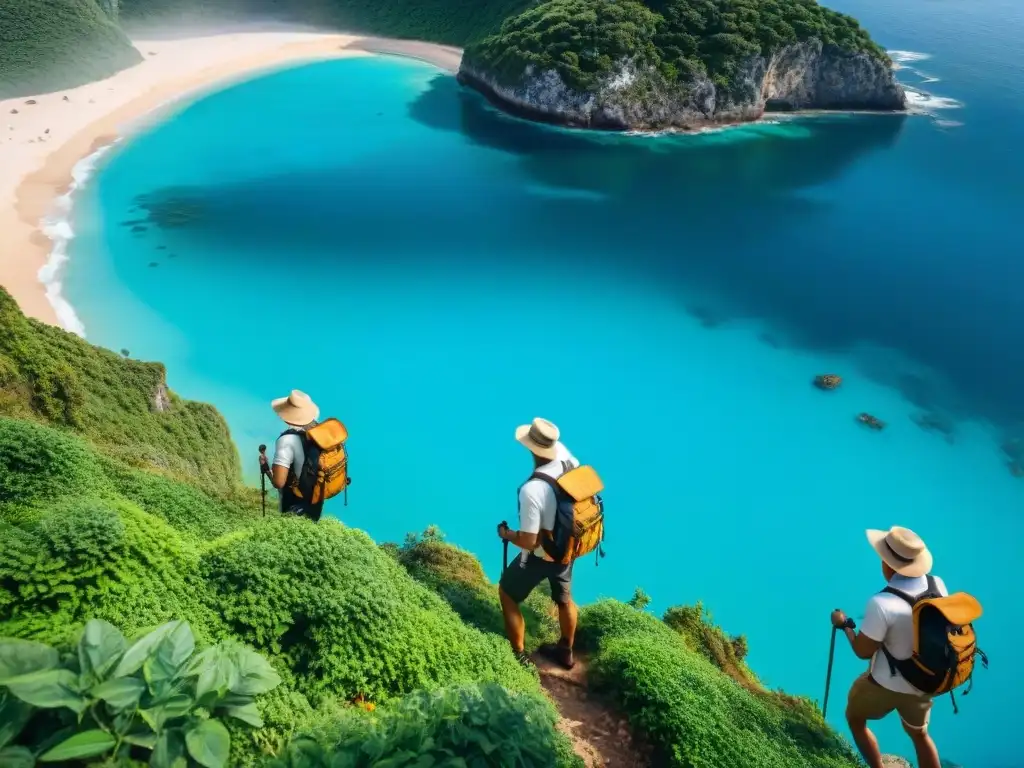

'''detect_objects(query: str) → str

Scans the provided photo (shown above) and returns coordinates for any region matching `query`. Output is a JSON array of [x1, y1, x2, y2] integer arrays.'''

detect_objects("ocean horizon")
[[54, 0, 1022, 764]]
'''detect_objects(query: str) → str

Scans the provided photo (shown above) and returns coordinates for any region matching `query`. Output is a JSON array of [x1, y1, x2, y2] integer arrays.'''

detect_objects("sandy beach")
[[0, 29, 461, 330]]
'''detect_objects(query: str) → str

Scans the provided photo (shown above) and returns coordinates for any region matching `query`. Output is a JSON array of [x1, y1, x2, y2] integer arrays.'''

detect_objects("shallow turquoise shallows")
[[65, 0, 1022, 764]]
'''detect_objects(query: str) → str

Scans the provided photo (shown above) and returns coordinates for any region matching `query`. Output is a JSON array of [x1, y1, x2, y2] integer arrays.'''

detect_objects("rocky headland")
[[458, 0, 907, 131]]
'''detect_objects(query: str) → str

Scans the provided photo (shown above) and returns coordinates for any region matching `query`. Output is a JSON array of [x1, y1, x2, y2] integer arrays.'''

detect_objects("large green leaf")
[[123, 732, 158, 749], [222, 702, 263, 728], [143, 623, 195, 686], [194, 650, 239, 703], [0, 746, 34, 768], [6, 669, 86, 713], [38, 730, 116, 762], [91, 676, 146, 710], [0, 694, 34, 749], [78, 619, 127, 683], [0, 640, 58, 684], [230, 646, 281, 696], [151, 729, 187, 768], [184, 720, 230, 768], [113, 621, 180, 678]]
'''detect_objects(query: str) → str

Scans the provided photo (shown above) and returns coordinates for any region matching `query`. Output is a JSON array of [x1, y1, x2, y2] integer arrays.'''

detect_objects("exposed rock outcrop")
[[458, 39, 906, 131], [151, 380, 170, 413]]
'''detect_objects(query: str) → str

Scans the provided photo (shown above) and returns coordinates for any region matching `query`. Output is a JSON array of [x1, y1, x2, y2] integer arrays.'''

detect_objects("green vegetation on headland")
[[465, 0, 888, 95], [0, 0, 141, 98], [0, 285, 862, 765]]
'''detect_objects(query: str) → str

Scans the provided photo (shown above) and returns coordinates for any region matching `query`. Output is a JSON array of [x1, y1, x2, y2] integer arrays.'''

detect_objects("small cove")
[[61, 3, 1023, 762]]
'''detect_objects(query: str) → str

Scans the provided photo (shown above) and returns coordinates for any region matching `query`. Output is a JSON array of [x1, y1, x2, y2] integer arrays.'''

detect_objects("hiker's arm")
[[269, 464, 289, 489], [833, 608, 884, 660], [505, 484, 542, 552], [500, 527, 539, 551]]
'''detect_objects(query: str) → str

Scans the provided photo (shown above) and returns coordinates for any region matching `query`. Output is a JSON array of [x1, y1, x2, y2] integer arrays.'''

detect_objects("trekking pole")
[[500, 520, 509, 571], [258, 444, 267, 517], [823, 625, 838, 718]]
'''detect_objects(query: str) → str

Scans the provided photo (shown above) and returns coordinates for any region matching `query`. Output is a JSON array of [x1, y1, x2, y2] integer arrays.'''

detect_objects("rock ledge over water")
[[459, 38, 906, 131]]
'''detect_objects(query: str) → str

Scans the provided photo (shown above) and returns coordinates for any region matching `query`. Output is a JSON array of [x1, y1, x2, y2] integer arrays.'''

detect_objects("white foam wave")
[[889, 50, 932, 64], [904, 88, 964, 112], [38, 140, 120, 338]]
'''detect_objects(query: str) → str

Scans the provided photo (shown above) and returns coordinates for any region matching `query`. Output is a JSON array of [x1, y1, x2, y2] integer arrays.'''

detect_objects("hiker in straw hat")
[[830, 526, 948, 768], [497, 418, 581, 670], [260, 390, 324, 521]]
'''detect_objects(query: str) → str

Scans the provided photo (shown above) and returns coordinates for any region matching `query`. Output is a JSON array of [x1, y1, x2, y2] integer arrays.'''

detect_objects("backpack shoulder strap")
[[881, 585, 917, 607], [529, 471, 561, 495]]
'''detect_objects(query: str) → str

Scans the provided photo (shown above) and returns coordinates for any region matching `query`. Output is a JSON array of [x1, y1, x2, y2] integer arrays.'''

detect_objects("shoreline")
[[0, 30, 462, 332]]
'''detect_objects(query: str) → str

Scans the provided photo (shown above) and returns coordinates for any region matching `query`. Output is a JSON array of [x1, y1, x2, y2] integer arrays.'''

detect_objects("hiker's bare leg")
[[499, 586, 526, 652], [902, 721, 940, 768], [557, 599, 578, 647], [845, 715, 884, 768]]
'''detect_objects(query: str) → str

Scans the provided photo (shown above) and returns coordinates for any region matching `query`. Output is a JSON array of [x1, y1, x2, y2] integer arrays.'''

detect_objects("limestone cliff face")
[[458, 39, 906, 131]]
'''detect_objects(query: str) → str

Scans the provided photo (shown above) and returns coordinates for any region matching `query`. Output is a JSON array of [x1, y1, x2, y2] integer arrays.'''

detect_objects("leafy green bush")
[[1, 619, 280, 768], [271, 683, 583, 768], [200, 518, 537, 702], [393, 527, 559, 652], [578, 601, 860, 768], [0, 496, 220, 646], [663, 600, 757, 687], [0, 419, 110, 506]]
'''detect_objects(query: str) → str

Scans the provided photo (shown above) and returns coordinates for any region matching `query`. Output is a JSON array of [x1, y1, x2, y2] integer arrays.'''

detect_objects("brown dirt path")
[[532, 653, 652, 768]]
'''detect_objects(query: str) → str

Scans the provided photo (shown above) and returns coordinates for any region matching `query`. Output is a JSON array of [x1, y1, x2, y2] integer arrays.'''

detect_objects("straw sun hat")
[[866, 526, 933, 578], [271, 389, 320, 427], [515, 417, 560, 460]]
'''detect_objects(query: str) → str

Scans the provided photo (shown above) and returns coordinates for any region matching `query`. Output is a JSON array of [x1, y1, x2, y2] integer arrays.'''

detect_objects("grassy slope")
[[0, 0, 142, 98]]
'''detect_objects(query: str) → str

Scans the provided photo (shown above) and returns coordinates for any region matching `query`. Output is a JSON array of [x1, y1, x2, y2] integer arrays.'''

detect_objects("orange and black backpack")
[[880, 575, 988, 712], [530, 462, 606, 566], [282, 418, 351, 507]]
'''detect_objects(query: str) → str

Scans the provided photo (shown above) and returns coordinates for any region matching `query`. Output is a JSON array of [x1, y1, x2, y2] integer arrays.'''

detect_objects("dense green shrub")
[[663, 600, 757, 687], [465, 0, 889, 94], [393, 527, 559, 652], [271, 683, 584, 768], [0, 419, 111, 506], [579, 601, 860, 768], [200, 518, 537, 702], [0, 496, 220, 646], [1, 619, 280, 768]]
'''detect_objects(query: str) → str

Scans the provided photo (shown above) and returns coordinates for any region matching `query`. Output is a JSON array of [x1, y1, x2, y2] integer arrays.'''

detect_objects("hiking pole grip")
[[823, 625, 838, 718], [258, 445, 267, 517]]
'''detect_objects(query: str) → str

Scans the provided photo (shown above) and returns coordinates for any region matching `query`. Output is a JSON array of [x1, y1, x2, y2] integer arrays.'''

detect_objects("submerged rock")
[[459, 38, 905, 131], [856, 412, 885, 431], [911, 411, 955, 442], [814, 374, 842, 391]]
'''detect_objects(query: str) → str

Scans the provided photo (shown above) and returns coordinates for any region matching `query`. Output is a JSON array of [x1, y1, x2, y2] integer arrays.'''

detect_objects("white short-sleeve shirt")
[[517, 442, 579, 560], [272, 430, 306, 479], [861, 572, 949, 695]]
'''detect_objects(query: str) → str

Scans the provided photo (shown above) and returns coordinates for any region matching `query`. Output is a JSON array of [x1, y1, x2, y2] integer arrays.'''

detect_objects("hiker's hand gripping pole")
[[258, 444, 268, 517]]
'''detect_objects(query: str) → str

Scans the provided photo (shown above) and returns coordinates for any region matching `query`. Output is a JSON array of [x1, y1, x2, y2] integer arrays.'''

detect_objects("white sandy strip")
[[0, 30, 461, 329]]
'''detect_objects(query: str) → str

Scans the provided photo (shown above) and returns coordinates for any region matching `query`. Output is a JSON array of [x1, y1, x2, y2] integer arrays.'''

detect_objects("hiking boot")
[[539, 639, 575, 670], [513, 650, 535, 669]]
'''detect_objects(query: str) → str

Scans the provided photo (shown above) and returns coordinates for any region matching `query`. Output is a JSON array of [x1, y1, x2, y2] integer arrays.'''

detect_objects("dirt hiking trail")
[[532, 652, 652, 768]]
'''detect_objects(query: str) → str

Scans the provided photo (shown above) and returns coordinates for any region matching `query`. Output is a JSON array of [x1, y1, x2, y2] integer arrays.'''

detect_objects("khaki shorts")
[[847, 673, 933, 730]]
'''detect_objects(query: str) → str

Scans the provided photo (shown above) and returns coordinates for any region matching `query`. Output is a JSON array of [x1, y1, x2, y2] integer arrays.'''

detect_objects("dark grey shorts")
[[499, 553, 573, 605]]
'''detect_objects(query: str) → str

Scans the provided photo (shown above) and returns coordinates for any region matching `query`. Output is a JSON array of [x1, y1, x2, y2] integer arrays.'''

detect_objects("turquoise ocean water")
[[63, 0, 1022, 764]]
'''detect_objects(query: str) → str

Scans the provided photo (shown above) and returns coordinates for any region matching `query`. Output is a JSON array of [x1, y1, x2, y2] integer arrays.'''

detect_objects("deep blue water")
[[64, 1, 1022, 765]]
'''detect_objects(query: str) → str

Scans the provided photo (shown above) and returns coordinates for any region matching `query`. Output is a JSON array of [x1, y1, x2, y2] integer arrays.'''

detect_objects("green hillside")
[[0, 0, 142, 98], [0, 285, 860, 766], [465, 0, 889, 96]]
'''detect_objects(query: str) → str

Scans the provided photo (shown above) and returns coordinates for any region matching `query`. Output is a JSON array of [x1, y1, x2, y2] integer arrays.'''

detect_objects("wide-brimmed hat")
[[271, 389, 319, 426], [515, 417, 560, 460], [866, 526, 933, 578]]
